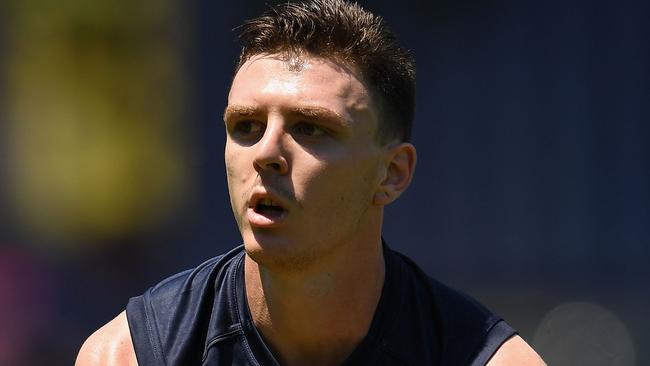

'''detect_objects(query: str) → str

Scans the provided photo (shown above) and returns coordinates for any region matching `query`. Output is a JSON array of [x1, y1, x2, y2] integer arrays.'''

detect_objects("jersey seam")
[[462, 316, 502, 366], [202, 325, 244, 363], [144, 291, 167, 366]]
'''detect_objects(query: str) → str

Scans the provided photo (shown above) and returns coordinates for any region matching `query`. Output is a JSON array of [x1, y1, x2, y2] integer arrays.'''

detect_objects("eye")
[[292, 122, 327, 137], [231, 120, 264, 137]]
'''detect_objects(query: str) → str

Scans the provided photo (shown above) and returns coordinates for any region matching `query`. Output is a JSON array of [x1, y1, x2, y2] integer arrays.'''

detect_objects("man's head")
[[224, 0, 416, 270], [236, 0, 415, 145]]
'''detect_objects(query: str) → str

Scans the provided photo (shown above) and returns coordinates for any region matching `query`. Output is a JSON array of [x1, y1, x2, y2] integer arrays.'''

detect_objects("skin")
[[75, 53, 545, 366], [75, 311, 137, 366]]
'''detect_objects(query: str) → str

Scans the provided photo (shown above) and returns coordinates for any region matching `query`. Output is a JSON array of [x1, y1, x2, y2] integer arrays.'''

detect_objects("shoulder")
[[147, 246, 244, 299], [392, 249, 494, 322], [75, 311, 138, 366], [124, 247, 246, 364], [388, 248, 533, 365], [487, 335, 546, 366]]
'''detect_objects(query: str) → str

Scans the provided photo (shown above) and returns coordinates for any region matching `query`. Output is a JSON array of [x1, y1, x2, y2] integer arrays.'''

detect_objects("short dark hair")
[[235, 0, 416, 144]]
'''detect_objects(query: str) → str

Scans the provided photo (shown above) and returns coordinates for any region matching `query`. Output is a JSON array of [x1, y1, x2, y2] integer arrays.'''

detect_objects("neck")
[[244, 236, 385, 366]]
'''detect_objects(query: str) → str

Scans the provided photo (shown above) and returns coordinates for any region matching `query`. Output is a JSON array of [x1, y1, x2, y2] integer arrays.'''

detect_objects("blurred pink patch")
[[0, 248, 54, 365]]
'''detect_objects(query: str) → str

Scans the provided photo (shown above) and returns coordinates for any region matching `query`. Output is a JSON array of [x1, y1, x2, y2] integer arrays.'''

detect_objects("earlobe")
[[373, 189, 392, 205], [374, 143, 417, 206]]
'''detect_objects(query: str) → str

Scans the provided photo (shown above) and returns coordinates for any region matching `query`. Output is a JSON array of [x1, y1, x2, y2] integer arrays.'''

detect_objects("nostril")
[[253, 159, 286, 173]]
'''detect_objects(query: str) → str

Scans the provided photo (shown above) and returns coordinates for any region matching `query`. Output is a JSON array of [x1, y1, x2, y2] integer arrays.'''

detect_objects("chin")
[[242, 231, 319, 271]]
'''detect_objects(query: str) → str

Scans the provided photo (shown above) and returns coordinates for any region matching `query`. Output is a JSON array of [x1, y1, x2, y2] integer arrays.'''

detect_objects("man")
[[77, 0, 545, 365]]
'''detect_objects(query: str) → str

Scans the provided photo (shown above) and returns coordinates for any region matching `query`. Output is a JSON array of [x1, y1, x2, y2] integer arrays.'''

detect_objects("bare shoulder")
[[75, 311, 138, 366], [486, 335, 546, 366]]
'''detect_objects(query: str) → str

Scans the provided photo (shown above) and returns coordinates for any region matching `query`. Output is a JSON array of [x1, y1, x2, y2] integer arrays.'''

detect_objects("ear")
[[373, 143, 417, 206]]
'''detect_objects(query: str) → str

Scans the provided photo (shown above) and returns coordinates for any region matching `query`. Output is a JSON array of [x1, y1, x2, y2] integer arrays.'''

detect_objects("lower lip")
[[246, 207, 288, 227]]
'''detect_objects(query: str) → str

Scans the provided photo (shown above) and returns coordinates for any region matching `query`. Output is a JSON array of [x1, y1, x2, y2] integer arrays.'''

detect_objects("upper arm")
[[75, 311, 138, 366], [485, 335, 546, 366]]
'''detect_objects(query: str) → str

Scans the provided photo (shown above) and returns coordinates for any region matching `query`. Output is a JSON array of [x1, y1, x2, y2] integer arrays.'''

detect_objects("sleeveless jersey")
[[126, 244, 515, 365]]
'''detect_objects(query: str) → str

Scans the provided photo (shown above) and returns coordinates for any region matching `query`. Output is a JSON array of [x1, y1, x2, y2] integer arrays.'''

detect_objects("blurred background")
[[0, 0, 647, 365]]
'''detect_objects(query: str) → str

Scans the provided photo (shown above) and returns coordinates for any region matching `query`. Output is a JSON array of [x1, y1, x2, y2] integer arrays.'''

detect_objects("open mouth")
[[253, 197, 286, 218]]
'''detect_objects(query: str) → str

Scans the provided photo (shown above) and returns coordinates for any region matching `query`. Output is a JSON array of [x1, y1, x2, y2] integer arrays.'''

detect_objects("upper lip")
[[248, 188, 290, 211]]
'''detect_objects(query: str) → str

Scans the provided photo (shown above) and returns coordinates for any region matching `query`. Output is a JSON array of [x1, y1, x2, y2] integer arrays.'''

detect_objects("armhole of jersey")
[[126, 294, 164, 366], [469, 320, 517, 366]]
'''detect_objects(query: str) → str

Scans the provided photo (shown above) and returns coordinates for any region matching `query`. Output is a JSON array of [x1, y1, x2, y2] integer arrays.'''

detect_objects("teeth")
[[260, 198, 274, 206]]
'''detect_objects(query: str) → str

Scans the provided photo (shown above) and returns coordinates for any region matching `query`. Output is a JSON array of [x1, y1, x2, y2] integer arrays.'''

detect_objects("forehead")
[[227, 54, 378, 129]]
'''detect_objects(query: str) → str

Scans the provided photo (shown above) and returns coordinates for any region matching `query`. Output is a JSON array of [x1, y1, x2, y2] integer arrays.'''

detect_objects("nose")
[[253, 123, 289, 175]]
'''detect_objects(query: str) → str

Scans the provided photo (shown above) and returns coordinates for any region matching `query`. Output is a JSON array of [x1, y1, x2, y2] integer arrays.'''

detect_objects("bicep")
[[75, 311, 138, 366]]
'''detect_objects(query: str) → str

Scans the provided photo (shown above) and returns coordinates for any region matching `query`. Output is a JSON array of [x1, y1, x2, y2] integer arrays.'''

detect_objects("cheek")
[[296, 157, 377, 208], [224, 148, 252, 211], [291, 165, 326, 201], [225, 147, 249, 183]]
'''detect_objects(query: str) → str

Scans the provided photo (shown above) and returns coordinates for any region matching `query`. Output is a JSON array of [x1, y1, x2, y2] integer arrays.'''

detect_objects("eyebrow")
[[223, 105, 258, 121], [224, 105, 350, 126], [288, 106, 350, 126]]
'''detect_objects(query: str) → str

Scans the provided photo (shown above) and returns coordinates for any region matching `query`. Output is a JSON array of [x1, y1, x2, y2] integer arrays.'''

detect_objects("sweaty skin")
[[75, 54, 545, 366]]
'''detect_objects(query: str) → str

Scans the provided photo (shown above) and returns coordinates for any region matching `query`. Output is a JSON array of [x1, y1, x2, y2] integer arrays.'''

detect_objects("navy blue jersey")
[[126, 244, 515, 365]]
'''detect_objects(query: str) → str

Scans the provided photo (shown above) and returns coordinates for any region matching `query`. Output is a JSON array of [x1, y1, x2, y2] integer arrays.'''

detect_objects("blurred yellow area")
[[4, 0, 191, 246]]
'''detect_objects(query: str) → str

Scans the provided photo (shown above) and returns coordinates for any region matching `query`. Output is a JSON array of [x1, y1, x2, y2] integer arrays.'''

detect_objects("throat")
[[243, 252, 386, 366]]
